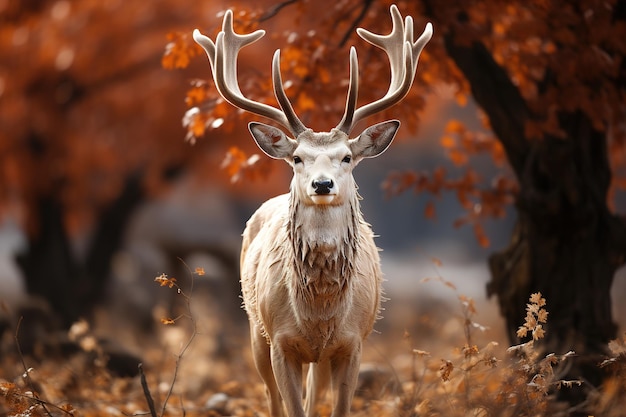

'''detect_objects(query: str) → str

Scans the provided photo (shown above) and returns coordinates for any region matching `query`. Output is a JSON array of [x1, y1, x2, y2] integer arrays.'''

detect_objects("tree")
[[172, 0, 626, 399], [0, 0, 241, 327], [421, 0, 626, 394]]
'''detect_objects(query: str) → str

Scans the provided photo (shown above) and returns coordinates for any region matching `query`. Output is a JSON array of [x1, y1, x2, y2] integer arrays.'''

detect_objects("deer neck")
[[288, 188, 361, 288]]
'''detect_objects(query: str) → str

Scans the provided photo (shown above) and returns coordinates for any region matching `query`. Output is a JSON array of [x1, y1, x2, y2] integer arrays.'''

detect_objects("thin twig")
[[138, 363, 158, 417], [259, 0, 300, 22], [14, 316, 55, 417], [159, 259, 199, 417], [339, 0, 373, 47]]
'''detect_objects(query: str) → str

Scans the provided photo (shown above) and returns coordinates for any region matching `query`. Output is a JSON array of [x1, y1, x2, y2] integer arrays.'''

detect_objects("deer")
[[193, 5, 432, 417]]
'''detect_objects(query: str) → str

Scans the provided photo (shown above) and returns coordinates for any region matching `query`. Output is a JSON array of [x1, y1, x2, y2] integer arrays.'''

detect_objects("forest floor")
[[1, 268, 625, 417]]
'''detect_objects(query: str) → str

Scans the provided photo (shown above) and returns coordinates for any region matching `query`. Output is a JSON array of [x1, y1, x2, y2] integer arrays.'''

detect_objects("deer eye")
[[342, 155, 352, 163], [293, 156, 302, 164]]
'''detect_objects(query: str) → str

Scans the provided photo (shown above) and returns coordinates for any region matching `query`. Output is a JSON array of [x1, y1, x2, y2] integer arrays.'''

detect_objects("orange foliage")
[[1, 0, 624, 241], [170, 0, 624, 245], [0, 0, 232, 234]]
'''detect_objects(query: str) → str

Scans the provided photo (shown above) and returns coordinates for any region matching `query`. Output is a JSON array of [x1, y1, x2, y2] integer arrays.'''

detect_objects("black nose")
[[312, 178, 334, 195]]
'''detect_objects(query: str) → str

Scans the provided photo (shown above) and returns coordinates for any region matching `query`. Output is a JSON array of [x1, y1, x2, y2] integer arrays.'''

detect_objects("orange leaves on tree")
[[449, 149, 469, 167], [440, 135, 456, 149], [162, 31, 203, 70], [297, 91, 316, 112], [473, 223, 490, 248], [424, 200, 436, 219], [441, 119, 505, 167], [221, 146, 273, 183], [381, 118, 518, 247], [384, 165, 517, 247], [185, 79, 211, 107], [182, 108, 209, 142]]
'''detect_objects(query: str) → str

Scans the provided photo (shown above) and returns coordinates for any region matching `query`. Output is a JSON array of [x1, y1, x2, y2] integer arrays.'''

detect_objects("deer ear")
[[350, 120, 400, 159], [249, 122, 298, 159]]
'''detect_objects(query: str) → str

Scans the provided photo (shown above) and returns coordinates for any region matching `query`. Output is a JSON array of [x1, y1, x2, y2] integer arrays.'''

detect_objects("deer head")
[[193, 5, 432, 206]]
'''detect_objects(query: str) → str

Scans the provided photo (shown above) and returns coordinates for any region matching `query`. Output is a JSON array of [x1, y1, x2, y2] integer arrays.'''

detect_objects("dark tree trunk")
[[15, 197, 81, 326], [442, 22, 626, 397], [16, 175, 144, 328], [487, 113, 626, 385]]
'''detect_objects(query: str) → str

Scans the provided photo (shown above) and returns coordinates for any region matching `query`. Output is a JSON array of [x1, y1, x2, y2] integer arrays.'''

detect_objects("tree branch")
[[339, 0, 373, 48], [259, 0, 300, 22]]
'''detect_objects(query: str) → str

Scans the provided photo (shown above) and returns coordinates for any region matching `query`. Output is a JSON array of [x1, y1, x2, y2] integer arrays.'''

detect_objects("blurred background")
[[1, 0, 624, 370]]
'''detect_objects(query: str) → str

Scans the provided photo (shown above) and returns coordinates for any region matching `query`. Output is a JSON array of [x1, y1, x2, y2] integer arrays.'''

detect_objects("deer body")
[[193, 6, 431, 416], [241, 194, 380, 417], [241, 192, 381, 358], [240, 126, 392, 417]]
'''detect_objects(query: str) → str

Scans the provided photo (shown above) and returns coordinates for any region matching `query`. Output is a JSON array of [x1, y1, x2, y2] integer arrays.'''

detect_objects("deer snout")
[[312, 178, 334, 195], [309, 178, 336, 205]]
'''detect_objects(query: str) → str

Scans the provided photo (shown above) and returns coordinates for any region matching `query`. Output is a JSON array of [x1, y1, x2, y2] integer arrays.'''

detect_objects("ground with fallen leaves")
[[1, 276, 625, 417]]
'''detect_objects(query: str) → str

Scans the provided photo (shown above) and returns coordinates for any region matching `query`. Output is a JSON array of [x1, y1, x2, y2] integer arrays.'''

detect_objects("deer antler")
[[336, 5, 433, 134], [193, 11, 307, 136]]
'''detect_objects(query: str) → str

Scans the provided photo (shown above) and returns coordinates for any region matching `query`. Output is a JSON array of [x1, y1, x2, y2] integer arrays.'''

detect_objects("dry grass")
[[1, 269, 625, 417]]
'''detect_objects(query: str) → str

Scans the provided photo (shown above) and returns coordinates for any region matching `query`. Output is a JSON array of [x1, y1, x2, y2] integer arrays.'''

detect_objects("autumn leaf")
[[529, 292, 546, 307], [155, 273, 177, 288], [517, 325, 529, 338], [448, 149, 469, 166], [424, 200, 436, 219], [537, 309, 549, 323], [532, 324, 546, 341], [445, 119, 465, 134], [473, 223, 490, 248], [162, 31, 202, 69], [221, 147, 273, 183], [440, 135, 456, 148], [297, 91, 316, 112], [185, 79, 211, 107], [439, 360, 454, 382], [462, 344, 479, 358]]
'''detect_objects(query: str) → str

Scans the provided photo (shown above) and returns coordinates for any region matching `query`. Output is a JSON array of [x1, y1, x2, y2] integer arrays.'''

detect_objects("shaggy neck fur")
[[286, 182, 363, 352], [288, 184, 362, 299]]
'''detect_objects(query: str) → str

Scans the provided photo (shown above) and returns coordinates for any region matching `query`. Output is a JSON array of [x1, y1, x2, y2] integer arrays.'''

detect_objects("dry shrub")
[[394, 292, 595, 417]]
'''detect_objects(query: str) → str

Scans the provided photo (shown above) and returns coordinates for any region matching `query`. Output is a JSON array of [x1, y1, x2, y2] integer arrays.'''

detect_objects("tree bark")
[[487, 113, 626, 385], [443, 23, 626, 396]]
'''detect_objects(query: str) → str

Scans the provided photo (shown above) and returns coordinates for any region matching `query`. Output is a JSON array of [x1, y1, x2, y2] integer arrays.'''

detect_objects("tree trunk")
[[16, 197, 81, 327], [16, 175, 144, 328], [443, 25, 626, 397], [487, 112, 626, 388]]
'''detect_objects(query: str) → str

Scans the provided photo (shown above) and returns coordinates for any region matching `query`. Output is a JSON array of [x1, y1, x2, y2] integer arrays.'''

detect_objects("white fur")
[[240, 123, 397, 417]]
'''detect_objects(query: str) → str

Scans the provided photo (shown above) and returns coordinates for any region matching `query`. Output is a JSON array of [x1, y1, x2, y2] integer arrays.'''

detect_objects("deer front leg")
[[330, 338, 362, 417], [251, 325, 285, 417], [271, 336, 306, 417]]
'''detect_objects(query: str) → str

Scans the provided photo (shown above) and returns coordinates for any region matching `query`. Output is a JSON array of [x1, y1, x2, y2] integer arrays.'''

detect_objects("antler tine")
[[193, 10, 306, 136], [272, 50, 307, 135], [336, 5, 433, 134], [336, 47, 360, 135]]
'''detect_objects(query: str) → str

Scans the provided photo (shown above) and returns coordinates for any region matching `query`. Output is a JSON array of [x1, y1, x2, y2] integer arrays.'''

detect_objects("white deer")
[[193, 5, 431, 417]]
